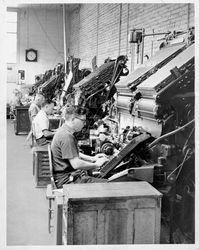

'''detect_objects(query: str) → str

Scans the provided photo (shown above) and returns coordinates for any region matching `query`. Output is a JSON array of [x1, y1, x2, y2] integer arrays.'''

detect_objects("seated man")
[[33, 99, 56, 146], [27, 93, 45, 143], [28, 93, 45, 123], [51, 105, 109, 188]]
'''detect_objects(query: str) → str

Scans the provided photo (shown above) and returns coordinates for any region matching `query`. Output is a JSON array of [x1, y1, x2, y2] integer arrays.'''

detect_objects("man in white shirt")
[[33, 100, 55, 146], [26, 94, 45, 144], [28, 94, 45, 123]]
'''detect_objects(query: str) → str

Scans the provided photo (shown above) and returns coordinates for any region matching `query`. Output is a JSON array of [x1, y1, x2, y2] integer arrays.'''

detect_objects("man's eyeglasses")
[[75, 106, 88, 115]]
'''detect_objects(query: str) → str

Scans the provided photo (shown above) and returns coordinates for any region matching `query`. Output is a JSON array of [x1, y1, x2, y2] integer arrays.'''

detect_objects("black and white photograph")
[[0, 0, 198, 249]]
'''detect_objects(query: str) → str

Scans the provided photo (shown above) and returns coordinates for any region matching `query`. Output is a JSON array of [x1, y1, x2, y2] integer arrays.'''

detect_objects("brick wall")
[[69, 3, 194, 71]]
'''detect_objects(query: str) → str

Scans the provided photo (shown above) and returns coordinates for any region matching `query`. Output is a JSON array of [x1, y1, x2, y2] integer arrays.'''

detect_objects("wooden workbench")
[[61, 181, 162, 244]]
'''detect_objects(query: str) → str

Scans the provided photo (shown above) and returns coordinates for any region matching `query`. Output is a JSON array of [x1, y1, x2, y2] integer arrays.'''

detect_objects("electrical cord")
[[149, 119, 195, 148], [167, 149, 191, 181], [184, 126, 194, 149]]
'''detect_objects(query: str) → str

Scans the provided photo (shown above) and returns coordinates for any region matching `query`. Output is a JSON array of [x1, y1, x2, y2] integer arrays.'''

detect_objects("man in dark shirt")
[[51, 105, 108, 188]]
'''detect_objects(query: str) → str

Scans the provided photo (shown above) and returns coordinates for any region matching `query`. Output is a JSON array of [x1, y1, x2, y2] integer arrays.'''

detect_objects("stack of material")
[[74, 60, 115, 94], [32, 64, 65, 101], [39, 64, 65, 101], [73, 55, 128, 109]]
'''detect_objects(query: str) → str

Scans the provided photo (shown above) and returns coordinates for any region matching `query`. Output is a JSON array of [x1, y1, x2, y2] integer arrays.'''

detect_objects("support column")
[[63, 4, 67, 75]]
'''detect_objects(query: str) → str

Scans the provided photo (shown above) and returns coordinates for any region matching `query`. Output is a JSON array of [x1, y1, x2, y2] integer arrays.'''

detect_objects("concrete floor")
[[7, 119, 53, 245]]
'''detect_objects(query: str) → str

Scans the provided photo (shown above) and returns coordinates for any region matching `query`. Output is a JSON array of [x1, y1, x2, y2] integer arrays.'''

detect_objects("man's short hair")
[[35, 93, 44, 100], [41, 99, 56, 108], [63, 104, 87, 119]]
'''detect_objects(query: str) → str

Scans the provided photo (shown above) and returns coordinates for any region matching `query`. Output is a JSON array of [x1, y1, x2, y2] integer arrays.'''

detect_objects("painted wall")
[[69, 3, 194, 71], [17, 5, 65, 84], [7, 5, 66, 102]]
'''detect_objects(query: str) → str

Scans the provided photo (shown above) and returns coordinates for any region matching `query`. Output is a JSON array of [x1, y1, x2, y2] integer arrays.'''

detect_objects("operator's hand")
[[51, 128, 58, 132], [93, 153, 108, 161], [96, 157, 109, 168]]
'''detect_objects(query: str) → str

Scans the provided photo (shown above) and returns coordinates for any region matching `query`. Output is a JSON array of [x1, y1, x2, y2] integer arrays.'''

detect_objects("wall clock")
[[25, 48, 38, 62]]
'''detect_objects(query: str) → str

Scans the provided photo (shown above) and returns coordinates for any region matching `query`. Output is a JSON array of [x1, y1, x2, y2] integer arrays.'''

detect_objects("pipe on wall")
[[118, 4, 122, 56], [63, 4, 67, 74], [96, 4, 100, 65]]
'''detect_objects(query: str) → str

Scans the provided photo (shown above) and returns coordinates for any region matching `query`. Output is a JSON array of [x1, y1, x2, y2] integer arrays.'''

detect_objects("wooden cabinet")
[[14, 106, 30, 135], [7, 104, 11, 119], [62, 181, 162, 245], [32, 146, 50, 187]]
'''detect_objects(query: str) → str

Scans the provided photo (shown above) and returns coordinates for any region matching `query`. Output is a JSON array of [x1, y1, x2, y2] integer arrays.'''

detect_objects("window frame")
[[6, 9, 18, 64]]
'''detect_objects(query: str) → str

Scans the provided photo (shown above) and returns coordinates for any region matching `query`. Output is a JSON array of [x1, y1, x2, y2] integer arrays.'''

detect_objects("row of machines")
[[37, 28, 195, 243], [71, 29, 195, 243]]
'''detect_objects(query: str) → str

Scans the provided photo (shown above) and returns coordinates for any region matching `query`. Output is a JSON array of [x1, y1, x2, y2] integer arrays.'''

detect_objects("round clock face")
[[26, 49, 37, 62], [27, 51, 36, 60]]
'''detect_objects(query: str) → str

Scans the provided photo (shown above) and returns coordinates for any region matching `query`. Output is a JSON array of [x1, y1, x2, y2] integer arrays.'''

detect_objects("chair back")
[[28, 109, 32, 125], [31, 121, 37, 146], [48, 143, 57, 189], [58, 117, 65, 128]]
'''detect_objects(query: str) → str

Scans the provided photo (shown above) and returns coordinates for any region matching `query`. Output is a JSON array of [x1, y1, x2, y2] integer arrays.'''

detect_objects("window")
[[6, 11, 17, 63]]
